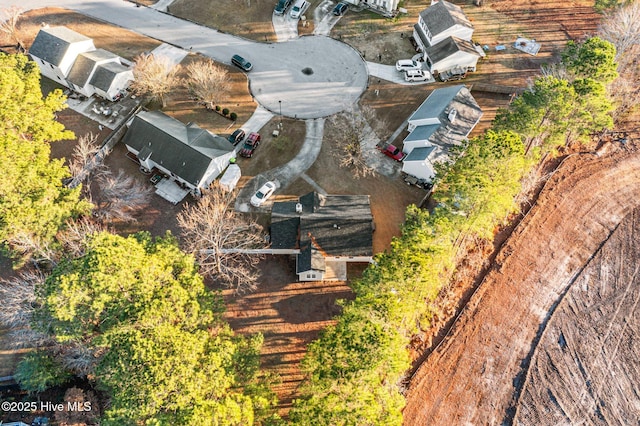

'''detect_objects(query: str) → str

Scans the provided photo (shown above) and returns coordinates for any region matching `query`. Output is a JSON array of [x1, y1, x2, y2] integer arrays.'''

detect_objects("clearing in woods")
[[403, 135, 640, 424], [515, 207, 640, 424]]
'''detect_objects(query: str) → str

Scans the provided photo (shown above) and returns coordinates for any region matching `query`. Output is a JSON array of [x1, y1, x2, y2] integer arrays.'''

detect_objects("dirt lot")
[[515, 207, 640, 425], [403, 133, 640, 424]]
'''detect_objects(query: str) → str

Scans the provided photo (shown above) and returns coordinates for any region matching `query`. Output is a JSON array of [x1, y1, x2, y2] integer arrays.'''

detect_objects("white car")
[[396, 59, 421, 72], [405, 69, 430, 82], [290, 0, 309, 19], [250, 181, 277, 207]]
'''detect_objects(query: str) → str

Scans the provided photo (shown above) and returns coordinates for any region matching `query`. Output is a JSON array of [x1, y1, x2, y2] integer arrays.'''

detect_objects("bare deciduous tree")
[[0, 270, 42, 329], [599, 1, 640, 64], [329, 105, 382, 179], [177, 184, 265, 293], [57, 217, 107, 258], [186, 58, 230, 109], [93, 169, 153, 223], [67, 132, 109, 189], [0, 6, 23, 50], [130, 53, 181, 107]]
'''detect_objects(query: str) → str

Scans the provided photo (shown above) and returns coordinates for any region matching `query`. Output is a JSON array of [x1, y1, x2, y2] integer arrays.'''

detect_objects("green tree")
[[33, 232, 274, 425], [14, 350, 72, 393], [562, 36, 618, 84], [434, 130, 529, 239], [0, 53, 88, 257]]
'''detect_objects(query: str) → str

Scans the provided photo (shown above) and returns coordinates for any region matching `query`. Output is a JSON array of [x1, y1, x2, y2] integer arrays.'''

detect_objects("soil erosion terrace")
[[403, 138, 640, 425]]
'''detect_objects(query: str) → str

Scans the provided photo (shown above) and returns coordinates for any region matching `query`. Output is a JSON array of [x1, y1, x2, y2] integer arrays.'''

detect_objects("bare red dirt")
[[403, 135, 640, 425]]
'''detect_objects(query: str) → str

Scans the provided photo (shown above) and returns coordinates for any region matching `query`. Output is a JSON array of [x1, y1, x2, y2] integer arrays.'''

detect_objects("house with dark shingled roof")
[[270, 192, 374, 281], [122, 110, 235, 202]]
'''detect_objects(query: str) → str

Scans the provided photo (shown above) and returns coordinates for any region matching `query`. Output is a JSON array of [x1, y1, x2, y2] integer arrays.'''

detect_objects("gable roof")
[[29, 26, 92, 67], [409, 84, 463, 122], [90, 61, 131, 92], [405, 146, 436, 162], [404, 123, 440, 143], [67, 49, 118, 88], [419, 1, 473, 37], [425, 36, 480, 65], [271, 192, 373, 258], [122, 110, 232, 186]]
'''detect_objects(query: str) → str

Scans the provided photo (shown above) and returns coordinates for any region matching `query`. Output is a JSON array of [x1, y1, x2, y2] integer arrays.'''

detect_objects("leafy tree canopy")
[[562, 36, 618, 84], [0, 53, 88, 255], [33, 232, 274, 425]]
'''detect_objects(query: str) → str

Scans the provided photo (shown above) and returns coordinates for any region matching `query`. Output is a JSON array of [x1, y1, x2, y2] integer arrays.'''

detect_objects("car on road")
[[404, 69, 430, 82], [228, 129, 246, 145], [231, 54, 253, 72], [250, 181, 277, 207], [379, 144, 406, 162], [239, 132, 261, 158], [290, 0, 309, 19], [396, 59, 421, 72], [333, 2, 348, 15], [274, 0, 292, 15]]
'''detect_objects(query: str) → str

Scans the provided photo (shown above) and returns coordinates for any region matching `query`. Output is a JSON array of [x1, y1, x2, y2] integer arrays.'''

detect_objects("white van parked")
[[290, 0, 309, 19], [405, 69, 430, 82], [396, 59, 421, 72]]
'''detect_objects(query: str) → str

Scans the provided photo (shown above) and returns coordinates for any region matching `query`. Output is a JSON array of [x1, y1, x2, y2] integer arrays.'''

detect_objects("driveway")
[[236, 118, 325, 212]]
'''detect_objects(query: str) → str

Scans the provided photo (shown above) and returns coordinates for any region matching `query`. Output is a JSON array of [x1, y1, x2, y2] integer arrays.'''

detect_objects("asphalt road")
[[9, 0, 368, 119]]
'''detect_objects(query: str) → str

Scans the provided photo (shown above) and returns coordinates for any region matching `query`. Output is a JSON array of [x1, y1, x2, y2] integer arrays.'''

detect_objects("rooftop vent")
[[448, 108, 457, 123], [295, 203, 303, 214]]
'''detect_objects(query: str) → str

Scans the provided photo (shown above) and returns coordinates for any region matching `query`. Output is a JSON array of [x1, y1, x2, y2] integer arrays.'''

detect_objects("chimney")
[[295, 203, 303, 214]]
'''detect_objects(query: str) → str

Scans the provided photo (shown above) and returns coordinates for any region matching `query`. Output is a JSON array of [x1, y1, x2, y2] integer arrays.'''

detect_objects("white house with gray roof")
[[402, 85, 482, 182], [29, 26, 133, 101], [412, 1, 482, 75], [122, 110, 234, 202], [29, 26, 95, 84]]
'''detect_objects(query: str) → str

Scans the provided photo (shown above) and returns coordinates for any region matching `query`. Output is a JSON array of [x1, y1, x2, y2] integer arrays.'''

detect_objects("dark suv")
[[228, 129, 246, 146], [274, 0, 292, 15], [231, 54, 253, 72]]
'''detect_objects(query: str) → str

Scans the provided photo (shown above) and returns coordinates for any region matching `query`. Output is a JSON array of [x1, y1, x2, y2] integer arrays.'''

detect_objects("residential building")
[[402, 85, 483, 182], [122, 110, 235, 203], [29, 26, 133, 101], [270, 192, 374, 281]]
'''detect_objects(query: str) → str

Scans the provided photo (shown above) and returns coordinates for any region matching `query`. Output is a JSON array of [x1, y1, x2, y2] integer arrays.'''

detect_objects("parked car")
[[250, 181, 277, 207], [405, 69, 430, 82], [438, 67, 467, 82], [231, 54, 253, 72], [239, 132, 261, 158], [228, 129, 246, 145], [333, 2, 348, 15], [379, 144, 406, 162], [290, 0, 309, 19], [396, 59, 421, 72], [274, 0, 292, 15]]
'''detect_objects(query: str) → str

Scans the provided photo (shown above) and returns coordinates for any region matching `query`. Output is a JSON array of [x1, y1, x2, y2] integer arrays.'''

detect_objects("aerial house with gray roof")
[[29, 26, 133, 101], [122, 110, 234, 203], [270, 192, 374, 281], [401, 85, 483, 182]]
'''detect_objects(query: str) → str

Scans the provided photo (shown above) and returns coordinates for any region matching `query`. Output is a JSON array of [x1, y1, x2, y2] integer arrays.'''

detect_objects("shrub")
[[222, 108, 229, 116], [230, 112, 237, 121], [215, 105, 220, 112]]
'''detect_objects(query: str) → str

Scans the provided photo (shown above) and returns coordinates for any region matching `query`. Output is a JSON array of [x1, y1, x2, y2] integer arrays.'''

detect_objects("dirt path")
[[403, 138, 640, 425]]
